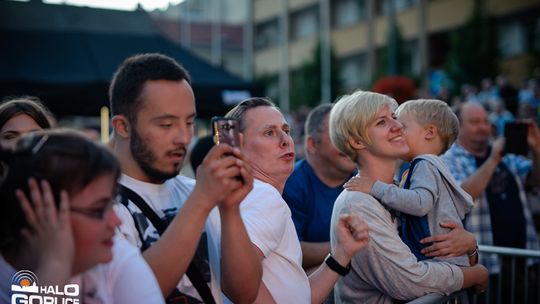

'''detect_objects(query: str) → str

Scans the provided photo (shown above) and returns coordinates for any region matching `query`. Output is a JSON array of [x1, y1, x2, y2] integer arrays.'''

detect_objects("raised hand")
[[193, 144, 245, 210], [219, 148, 254, 211], [18, 178, 74, 286], [343, 175, 375, 194], [333, 213, 369, 261], [490, 137, 505, 163]]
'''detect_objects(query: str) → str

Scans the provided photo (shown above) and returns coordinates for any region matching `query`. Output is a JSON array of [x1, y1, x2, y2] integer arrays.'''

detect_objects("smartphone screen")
[[211, 117, 240, 148], [504, 122, 528, 156]]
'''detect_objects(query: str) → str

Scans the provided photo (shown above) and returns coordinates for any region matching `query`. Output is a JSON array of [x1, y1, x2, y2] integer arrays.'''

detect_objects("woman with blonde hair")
[[329, 90, 488, 303]]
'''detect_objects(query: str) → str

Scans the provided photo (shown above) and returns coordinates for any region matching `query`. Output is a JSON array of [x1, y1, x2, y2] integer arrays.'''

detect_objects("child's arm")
[[345, 163, 438, 217]]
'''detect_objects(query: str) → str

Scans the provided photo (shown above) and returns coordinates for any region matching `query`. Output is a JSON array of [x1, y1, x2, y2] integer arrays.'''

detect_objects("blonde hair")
[[329, 90, 398, 161], [395, 99, 459, 152]]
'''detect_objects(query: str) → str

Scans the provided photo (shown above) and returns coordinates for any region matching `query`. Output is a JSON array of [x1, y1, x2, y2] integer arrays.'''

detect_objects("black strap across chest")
[[118, 185, 216, 304]]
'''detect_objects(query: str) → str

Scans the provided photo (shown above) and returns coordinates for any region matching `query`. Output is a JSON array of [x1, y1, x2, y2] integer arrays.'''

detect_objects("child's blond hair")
[[396, 99, 459, 153]]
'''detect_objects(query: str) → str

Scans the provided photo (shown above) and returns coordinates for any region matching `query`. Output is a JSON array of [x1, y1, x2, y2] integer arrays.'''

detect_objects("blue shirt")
[[283, 159, 354, 242]]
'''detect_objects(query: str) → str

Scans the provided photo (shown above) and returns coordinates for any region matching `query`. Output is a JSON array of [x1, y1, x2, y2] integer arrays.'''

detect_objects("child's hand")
[[344, 175, 375, 194]]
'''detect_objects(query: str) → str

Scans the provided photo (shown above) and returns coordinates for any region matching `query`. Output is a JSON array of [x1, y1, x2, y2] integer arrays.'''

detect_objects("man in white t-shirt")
[[223, 97, 370, 303], [108, 53, 261, 303]]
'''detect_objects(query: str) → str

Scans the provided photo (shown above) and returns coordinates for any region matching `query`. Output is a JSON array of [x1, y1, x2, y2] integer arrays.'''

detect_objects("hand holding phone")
[[211, 117, 240, 148], [211, 117, 243, 183]]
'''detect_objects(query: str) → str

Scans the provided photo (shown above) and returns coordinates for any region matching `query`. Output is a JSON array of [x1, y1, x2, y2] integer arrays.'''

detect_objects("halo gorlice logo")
[[11, 270, 80, 304]]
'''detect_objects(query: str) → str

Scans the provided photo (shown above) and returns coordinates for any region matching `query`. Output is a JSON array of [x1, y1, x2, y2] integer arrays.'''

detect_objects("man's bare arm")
[[461, 138, 504, 199], [143, 145, 244, 296], [300, 241, 330, 269], [220, 161, 262, 303]]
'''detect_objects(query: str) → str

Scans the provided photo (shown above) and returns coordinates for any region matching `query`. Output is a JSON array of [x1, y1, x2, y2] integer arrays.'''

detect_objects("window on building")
[[255, 18, 279, 50], [498, 21, 526, 58], [405, 39, 420, 77], [290, 5, 318, 41], [339, 53, 369, 90], [375, 0, 419, 16], [373, 39, 419, 77], [331, 0, 367, 29]]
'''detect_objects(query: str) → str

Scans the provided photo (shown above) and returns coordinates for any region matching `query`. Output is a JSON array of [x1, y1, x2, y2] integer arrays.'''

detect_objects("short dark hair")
[[109, 53, 191, 123], [189, 135, 214, 173], [0, 129, 121, 251], [305, 103, 333, 143], [225, 97, 276, 131], [0, 96, 54, 130]]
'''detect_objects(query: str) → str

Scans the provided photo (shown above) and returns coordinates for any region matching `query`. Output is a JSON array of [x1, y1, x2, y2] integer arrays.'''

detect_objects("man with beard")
[[109, 53, 261, 304], [283, 104, 356, 272]]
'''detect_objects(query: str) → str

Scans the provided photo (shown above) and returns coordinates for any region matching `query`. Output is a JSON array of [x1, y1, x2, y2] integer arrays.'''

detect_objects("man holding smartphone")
[[442, 102, 540, 302], [109, 53, 261, 304]]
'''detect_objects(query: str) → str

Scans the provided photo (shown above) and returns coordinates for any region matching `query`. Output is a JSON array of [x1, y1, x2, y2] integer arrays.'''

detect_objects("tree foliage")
[[290, 41, 342, 110], [444, 0, 498, 92]]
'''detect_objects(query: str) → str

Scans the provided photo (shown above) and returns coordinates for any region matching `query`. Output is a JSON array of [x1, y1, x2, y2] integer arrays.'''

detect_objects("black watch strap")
[[324, 254, 351, 276]]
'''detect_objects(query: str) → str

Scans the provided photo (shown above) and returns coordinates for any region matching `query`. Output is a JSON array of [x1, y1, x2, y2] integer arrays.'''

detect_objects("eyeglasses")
[[70, 202, 115, 220]]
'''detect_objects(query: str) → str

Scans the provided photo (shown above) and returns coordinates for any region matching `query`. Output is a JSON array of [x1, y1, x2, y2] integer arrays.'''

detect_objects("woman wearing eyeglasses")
[[0, 129, 164, 303]]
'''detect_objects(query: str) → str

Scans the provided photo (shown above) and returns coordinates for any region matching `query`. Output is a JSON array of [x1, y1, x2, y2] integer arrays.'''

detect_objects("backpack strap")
[[118, 185, 216, 304]]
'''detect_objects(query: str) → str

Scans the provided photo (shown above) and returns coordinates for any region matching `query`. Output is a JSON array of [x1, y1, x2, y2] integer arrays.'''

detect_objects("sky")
[[28, 0, 184, 11]]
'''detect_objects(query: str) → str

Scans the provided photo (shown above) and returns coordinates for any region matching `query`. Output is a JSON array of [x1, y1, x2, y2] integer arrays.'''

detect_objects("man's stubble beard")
[[130, 127, 182, 183]]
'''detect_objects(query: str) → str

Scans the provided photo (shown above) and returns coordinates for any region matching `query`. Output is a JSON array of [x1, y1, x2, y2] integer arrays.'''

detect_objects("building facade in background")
[[150, 0, 250, 78], [252, 0, 540, 110]]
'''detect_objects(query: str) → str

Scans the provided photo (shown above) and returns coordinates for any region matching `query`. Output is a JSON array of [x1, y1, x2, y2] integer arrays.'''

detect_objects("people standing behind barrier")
[[442, 102, 540, 302], [109, 53, 261, 304], [283, 104, 356, 272], [0, 130, 164, 303], [329, 91, 488, 303], [224, 97, 370, 303], [0, 96, 54, 149], [345, 99, 475, 266]]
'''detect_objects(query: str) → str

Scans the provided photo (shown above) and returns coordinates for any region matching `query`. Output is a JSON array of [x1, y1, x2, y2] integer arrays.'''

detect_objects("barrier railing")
[[407, 245, 540, 304]]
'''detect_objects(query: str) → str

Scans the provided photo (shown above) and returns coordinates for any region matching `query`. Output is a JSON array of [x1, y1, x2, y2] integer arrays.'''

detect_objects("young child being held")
[[345, 99, 474, 266]]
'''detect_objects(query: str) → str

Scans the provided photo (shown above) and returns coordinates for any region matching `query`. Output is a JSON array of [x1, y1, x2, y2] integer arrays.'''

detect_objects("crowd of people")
[[1, 52, 539, 304]]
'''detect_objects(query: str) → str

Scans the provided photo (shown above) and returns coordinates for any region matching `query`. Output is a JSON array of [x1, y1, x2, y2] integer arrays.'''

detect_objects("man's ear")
[[111, 115, 130, 139], [348, 137, 366, 151], [425, 124, 438, 140], [306, 136, 317, 155]]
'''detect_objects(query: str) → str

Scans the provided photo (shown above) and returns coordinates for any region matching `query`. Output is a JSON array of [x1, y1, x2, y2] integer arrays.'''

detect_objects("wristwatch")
[[324, 254, 351, 276], [468, 244, 479, 257]]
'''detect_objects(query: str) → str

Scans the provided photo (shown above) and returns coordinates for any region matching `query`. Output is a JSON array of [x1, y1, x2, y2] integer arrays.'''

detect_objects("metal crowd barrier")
[[407, 290, 468, 304], [408, 245, 540, 304]]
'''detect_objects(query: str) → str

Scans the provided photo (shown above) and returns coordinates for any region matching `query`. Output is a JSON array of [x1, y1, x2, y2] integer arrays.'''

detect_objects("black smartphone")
[[504, 122, 528, 156], [211, 117, 240, 148]]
